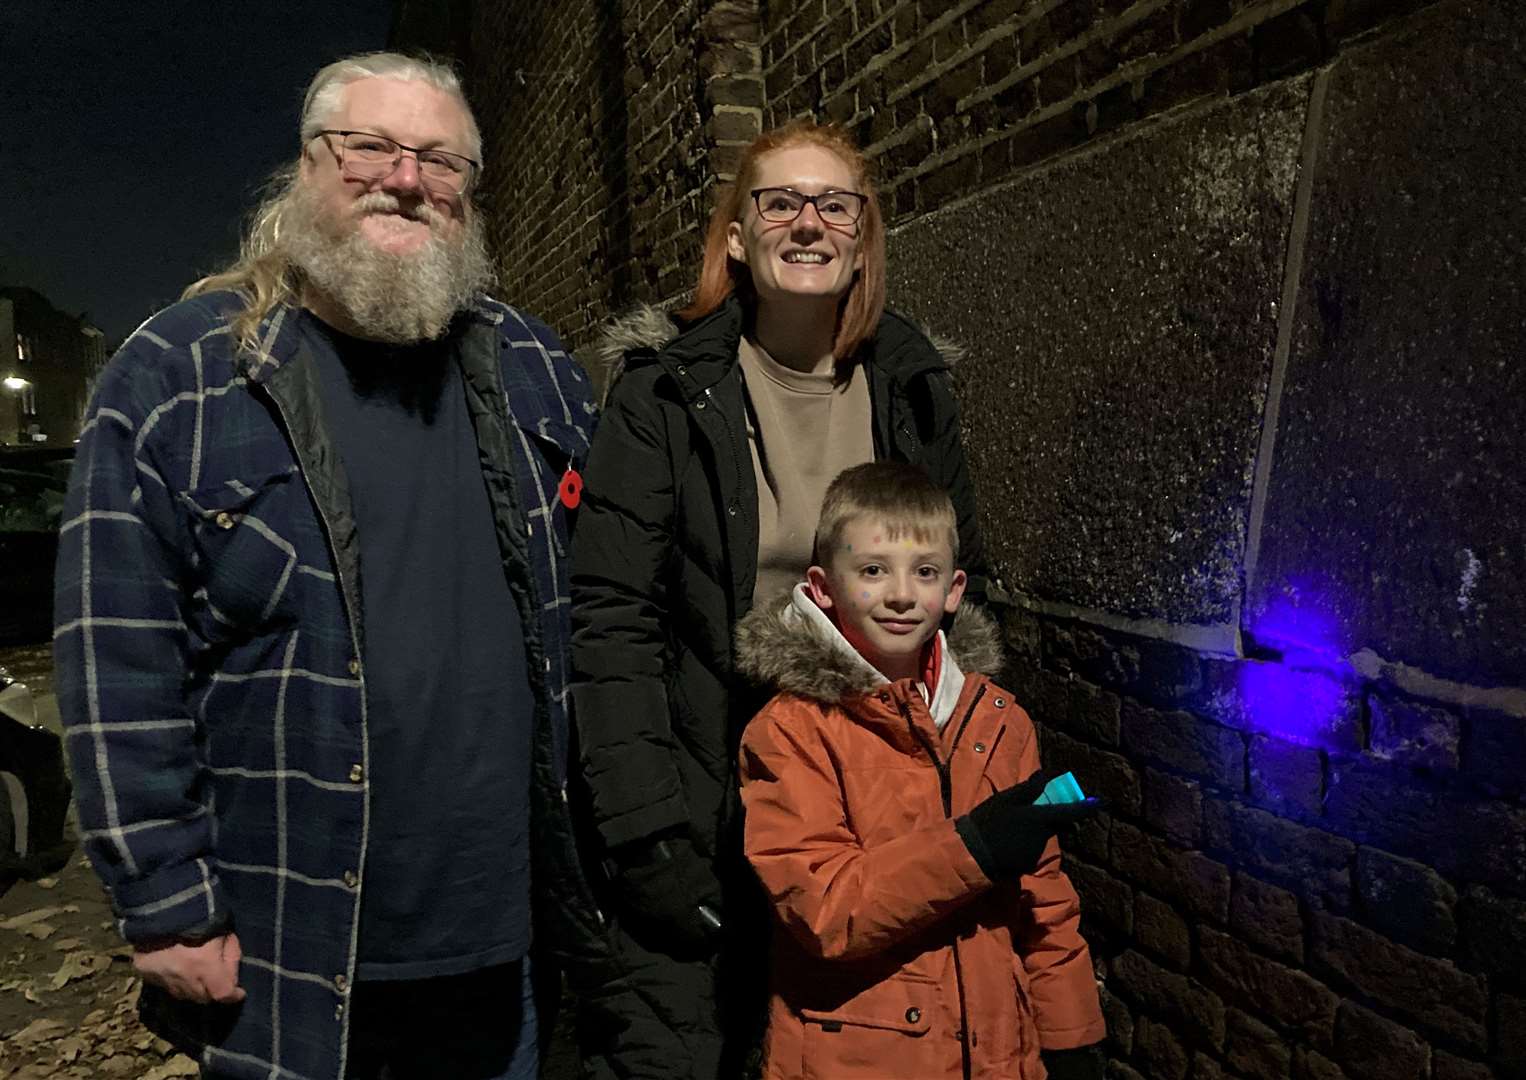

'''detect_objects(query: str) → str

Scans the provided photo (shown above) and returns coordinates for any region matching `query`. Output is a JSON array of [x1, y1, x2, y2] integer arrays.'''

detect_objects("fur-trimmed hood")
[[734, 584, 1005, 706], [592, 301, 967, 402]]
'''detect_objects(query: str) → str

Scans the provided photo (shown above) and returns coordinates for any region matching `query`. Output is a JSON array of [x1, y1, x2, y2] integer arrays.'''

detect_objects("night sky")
[[1, 2, 395, 346]]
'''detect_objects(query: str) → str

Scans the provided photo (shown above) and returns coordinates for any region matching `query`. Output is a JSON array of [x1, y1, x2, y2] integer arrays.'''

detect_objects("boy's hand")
[[609, 833, 724, 955], [133, 932, 246, 1004], [955, 771, 1103, 879]]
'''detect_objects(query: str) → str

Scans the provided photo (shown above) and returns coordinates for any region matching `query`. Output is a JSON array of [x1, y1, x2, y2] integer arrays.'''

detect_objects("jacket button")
[[727, 502, 738, 517], [973, 742, 986, 754], [676, 364, 688, 376], [215, 512, 235, 530], [695, 399, 707, 410], [348, 658, 361, 677], [343, 870, 359, 889], [905, 1007, 921, 1024], [993, 697, 1006, 708], [348, 764, 364, 783], [334, 974, 349, 993]]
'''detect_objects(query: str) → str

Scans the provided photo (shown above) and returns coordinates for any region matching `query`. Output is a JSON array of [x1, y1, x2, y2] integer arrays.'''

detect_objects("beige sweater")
[[738, 336, 874, 600]]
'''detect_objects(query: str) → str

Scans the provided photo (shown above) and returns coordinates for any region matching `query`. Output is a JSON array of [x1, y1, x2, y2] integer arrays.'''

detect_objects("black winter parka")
[[567, 297, 1001, 1078], [570, 295, 997, 876]]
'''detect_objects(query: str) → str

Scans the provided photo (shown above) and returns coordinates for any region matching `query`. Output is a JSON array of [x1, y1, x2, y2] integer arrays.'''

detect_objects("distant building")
[[0, 287, 107, 446]]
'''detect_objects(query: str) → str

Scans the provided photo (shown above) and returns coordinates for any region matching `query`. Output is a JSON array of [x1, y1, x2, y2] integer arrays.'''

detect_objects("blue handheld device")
[[1034, 771, 1086, 805]]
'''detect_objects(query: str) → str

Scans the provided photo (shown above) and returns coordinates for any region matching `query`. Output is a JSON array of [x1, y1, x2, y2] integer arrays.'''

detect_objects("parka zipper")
[[900, 682, 987, 1080]]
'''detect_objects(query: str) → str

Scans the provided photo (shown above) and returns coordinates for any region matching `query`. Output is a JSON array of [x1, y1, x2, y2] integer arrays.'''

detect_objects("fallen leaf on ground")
[[22, 922, 57, 941], [143, 1057, 200, 1080], [51, 938, 83, 951], [8, 1016, 68, 1045], [49, 950, 111, 990], [55, 1035, 91, 1062], [35, 877, 58, 889], [0, 908, 64, 931]]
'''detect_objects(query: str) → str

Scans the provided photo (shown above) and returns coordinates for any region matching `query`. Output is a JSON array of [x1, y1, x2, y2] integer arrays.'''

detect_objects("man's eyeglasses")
[[751, 187, 867, 227], [315, 130, 480, 195]]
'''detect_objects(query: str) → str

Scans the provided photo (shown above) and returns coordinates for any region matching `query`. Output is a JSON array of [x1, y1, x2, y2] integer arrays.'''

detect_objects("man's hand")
[[609, 833, 724, 956], [132, 932, 246, 1004]]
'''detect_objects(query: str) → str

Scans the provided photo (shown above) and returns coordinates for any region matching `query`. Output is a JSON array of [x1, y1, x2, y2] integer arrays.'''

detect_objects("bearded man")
[[53, 52, 602, 1080]]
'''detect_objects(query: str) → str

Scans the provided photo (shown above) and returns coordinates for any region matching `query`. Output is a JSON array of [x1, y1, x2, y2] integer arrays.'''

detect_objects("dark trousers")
[[344, 959, 537, 1080]]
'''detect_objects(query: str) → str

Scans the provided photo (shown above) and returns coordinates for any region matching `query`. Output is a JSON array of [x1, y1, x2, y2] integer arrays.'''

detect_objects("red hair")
[[677, 120, 886, 363]]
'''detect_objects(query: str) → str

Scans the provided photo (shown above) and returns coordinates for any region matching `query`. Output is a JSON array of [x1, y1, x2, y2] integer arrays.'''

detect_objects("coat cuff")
[[595, 792, 690, 851], [109, 858, 231, 945]]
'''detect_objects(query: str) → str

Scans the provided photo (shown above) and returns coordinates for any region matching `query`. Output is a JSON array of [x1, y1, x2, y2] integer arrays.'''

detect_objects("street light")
[[2, 376, 30, 391]]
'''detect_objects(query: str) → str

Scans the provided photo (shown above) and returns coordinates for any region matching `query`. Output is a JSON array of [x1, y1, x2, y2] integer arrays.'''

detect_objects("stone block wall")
[[759, 0, 1435, 226], [397, 0, 1525, 1075], [414, 0, 764, 353]]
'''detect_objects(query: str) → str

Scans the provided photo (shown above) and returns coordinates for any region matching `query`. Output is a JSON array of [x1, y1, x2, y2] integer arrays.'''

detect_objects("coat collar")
[[734, 583, 1005, 711], [236, 295, 510, 386], [594, 296, 964, 402]]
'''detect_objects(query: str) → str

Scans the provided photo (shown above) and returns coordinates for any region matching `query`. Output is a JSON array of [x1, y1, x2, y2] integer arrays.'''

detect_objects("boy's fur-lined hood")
[[592, 301, 967, 400], [735, 585, 1005, 704]]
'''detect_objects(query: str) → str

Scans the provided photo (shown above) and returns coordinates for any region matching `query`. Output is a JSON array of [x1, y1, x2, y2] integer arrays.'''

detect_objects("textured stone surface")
[[1121, 700, 1246, 791], [1100, 984, 1136, 1057], [1111, 820, 1231, 924], [1218, 802, 1354, 912], [1231, 873, 1304, 965], [1225, 1008, 1293, 1080], [1199, 927, 1338, 1047], [1498, 993, 1526, 1072], [1248, 734, 1324, 821], [1432, 1051, 1494, 1080], [1135, 891, 1192, 970], [1134, 1016, 1191, 1080], [1367, 695, 1461, 772], [1310, 911, 1487, 1051], [1457, 886, 1526, 977], [1112, 950, 1226, 1049], [887, 78, 1308, 626], [1461, 705, 1526, 798], [1354, 848, 1457, 956], [1041, 727, 1143, 815], [1068, 855, 1135, 945], [1247, 0, 1526, 686], [1333, 1001, 1429, 1080], [1143, 767, 1203, 848], [1324, 757, 1526, 897]]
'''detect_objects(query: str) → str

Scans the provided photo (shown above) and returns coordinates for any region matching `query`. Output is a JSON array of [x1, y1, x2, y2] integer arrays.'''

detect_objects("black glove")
[[608, 833, 724, 954], [1041, 1043, 1105, 1080], [955, 771, 1103, 879]]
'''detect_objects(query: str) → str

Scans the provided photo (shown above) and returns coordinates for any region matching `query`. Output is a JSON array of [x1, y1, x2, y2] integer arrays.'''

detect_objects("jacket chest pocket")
[[180, 470, 307, 635]]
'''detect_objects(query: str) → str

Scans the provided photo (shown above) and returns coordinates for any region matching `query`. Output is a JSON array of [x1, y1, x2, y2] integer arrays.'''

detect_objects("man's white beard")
[[282, 184, 495, 345]]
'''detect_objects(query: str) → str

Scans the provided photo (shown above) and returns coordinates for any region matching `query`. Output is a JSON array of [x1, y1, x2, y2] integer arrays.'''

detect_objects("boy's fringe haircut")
[[813, 461, 959, 565]]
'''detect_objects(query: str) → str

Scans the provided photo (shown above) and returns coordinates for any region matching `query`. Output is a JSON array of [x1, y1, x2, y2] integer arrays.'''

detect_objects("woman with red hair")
[[567, 121, 999, 1079]]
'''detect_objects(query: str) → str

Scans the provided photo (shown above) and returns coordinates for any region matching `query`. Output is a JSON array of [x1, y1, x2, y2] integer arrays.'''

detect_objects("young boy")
[[735, 462, 1107, 1080]]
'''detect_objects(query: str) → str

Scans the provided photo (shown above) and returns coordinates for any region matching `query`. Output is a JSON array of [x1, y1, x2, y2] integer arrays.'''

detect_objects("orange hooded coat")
[[736, 587, 1105, 1079]]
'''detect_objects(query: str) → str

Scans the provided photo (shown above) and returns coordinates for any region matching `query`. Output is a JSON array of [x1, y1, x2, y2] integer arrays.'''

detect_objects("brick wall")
[[760, 0, 1434, 225], [428, 0, 763, 354], [397, 2, 1525, 1076], [1004, 612, 1524, 1079]]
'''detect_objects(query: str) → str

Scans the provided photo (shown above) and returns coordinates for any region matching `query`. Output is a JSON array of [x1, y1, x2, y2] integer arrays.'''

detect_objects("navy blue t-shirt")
[[306, 314, 533, 981]]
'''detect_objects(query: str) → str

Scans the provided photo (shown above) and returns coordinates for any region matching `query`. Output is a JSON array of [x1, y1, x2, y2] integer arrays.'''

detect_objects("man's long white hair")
[[183, 52, 490, 353]]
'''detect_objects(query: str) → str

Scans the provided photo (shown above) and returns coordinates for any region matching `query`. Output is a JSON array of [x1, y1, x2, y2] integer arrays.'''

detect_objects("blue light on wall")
[[1239, 590, 1355, 748]]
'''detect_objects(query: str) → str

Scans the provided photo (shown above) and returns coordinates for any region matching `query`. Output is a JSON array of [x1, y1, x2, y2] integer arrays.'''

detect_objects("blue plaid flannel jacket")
[[53, 290, 599, 1079]]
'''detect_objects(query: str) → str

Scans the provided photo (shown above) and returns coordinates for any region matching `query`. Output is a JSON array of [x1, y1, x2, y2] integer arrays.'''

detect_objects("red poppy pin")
[[558, 467, 583, 510]]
